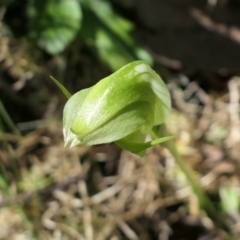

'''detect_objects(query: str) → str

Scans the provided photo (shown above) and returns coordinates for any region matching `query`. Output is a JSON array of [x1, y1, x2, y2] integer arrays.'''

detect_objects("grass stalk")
[[0, 100, 21, 136], [152, 124, 230, 233]]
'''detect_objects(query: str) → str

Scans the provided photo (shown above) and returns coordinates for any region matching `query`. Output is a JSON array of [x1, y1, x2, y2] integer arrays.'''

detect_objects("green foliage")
[[220, 186, 240, 215], [80, 0, 152, 70], [62, 61, 171, 155], [2, 0, 152, 70], [0, 100, 21, 136], [27, 0, 82, 55]]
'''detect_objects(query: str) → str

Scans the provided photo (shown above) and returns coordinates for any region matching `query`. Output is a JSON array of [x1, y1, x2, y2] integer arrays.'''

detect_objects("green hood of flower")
[[63, 60, 171, 153]]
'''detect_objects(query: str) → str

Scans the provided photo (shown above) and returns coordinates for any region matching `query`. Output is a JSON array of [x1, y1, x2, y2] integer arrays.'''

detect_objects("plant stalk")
[[152, 124, 230, 233]]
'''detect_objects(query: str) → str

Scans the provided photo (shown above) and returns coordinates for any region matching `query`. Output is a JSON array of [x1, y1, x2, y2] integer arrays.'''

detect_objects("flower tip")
[[63, 132, 81, 148]]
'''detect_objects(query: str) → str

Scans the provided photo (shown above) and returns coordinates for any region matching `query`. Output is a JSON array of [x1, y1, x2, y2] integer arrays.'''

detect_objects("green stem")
[[151, 124, 229, 232], [0, 99, 21, 136]]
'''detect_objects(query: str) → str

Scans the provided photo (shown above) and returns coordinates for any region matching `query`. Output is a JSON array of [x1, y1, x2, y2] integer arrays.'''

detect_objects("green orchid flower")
[[54, 62, 226, 229], [62, 60, 172, 155]]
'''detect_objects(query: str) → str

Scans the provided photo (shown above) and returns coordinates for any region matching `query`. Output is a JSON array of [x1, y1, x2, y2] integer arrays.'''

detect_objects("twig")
[[145, 187, 191, 216], [190, 8, 240, 45], [117, 221, 139, 240], [228, 77, 240, 144], [78, 161, 93, 240], [90, 181, 123, 205]]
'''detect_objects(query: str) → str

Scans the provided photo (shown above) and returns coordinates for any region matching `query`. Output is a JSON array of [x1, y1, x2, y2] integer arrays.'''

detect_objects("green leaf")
[[80, 0, 152, 71], [116, 134, 174, 156], [220, 186, 240, 215], [28, 0, 82, 54], [95, 29, 137, 71], [50, 76, 72, 99], [0, 100, 21, 136], [63, 87, 92, 147]]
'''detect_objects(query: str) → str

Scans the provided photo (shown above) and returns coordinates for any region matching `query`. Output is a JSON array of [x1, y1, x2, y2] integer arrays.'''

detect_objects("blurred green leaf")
[[27, 0, 82, 54], [0, 100, 21, 136], [116, 135, 174, 156], [95, 29, 137, 71], [80, 0, 153, 71], [220, 186, 240, 215], [86, 0, 133, 44]]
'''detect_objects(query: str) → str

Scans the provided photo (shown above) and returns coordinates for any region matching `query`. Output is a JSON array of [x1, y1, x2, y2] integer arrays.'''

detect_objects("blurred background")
[[1, 0, 240, 239]]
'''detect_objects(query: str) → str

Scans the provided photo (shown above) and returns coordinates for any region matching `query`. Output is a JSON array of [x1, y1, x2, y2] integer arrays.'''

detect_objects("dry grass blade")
[[228, 77, 240, 144], [77, 159, 93, 240], [117, 221, 139, 240]]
